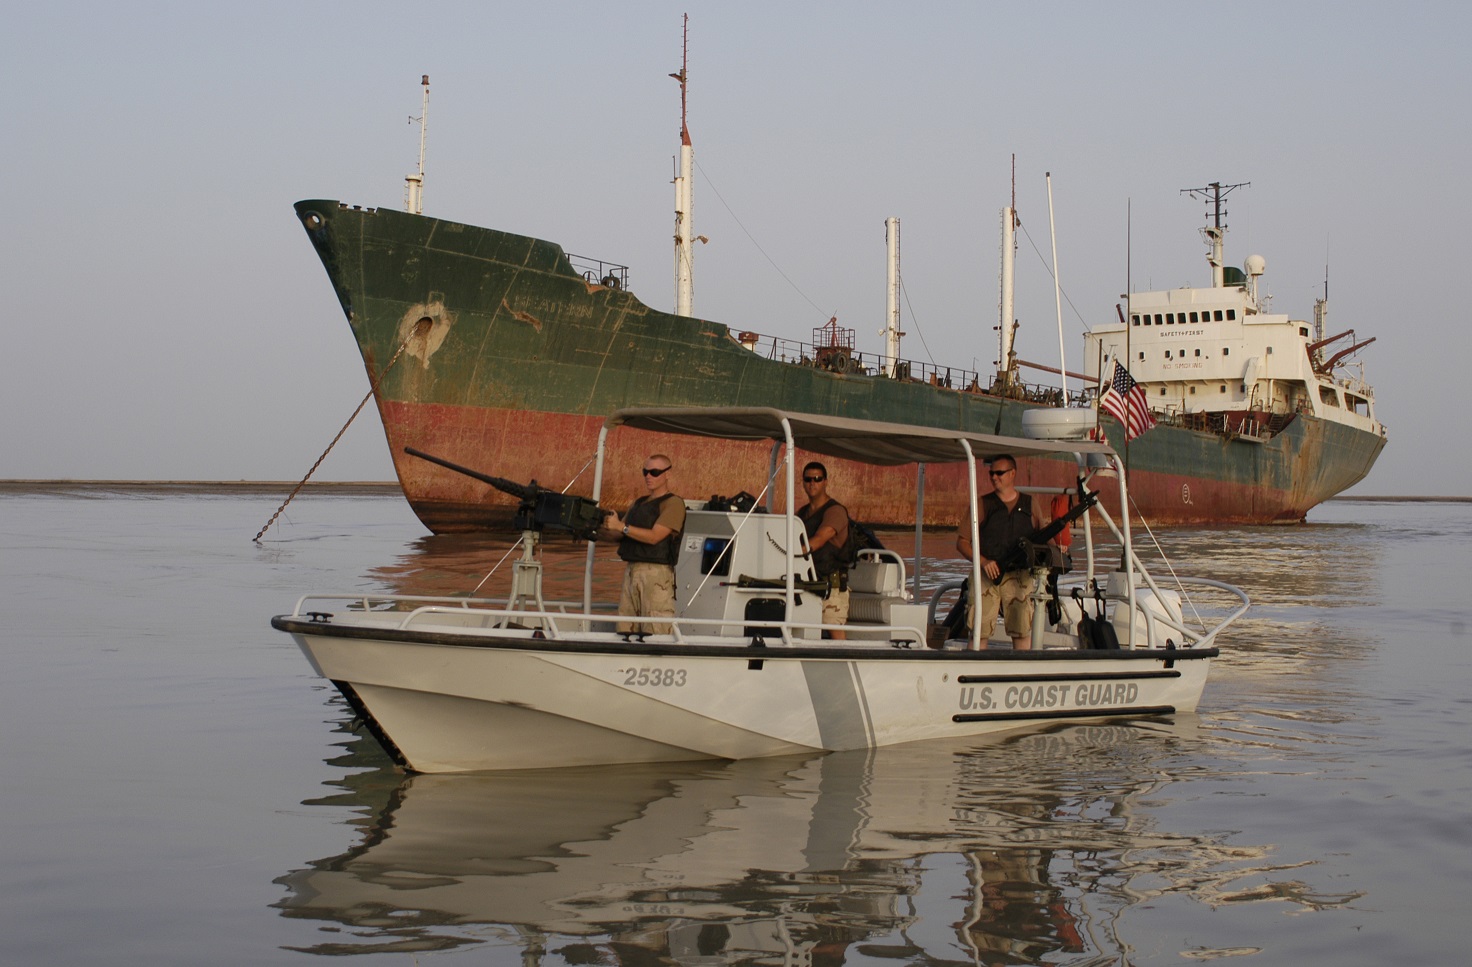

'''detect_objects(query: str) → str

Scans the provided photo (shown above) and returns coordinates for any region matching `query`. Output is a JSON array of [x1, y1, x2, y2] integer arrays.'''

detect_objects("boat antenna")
[[404, 74, 429, 215], [1180, 180, 1248, 288], [1046, 171, 1068, 402], [671, 14, 697, 316], [1313, 265, 1329, 345]]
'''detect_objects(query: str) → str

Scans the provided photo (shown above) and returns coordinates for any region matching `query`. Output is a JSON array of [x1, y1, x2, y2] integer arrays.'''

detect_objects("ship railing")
[[568, 254, 630, 292], [1336, 373, 1373, 397], [1152, 408, 1295, 441], [734, 330, 1071, 403]]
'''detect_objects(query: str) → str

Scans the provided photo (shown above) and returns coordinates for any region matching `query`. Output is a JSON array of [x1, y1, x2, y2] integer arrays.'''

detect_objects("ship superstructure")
[[1084, 182, 1382, 449]]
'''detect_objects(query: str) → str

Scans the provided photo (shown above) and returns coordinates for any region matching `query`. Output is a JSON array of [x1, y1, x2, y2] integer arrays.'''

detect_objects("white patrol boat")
[[271, 406, 1249, 772]]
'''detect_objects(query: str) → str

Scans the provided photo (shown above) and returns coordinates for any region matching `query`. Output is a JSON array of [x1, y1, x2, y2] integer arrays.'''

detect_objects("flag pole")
[[1124, 199, 1131, 473]]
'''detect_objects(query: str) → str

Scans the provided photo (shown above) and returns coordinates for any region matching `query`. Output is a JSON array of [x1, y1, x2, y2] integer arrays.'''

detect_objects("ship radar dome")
[[1244, 254, 1267, 277]]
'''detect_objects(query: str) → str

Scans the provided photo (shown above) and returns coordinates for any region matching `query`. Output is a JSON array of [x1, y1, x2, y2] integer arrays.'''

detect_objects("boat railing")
[[923, 575, 1246, 650], [287, 593, 928, 647], [288, 592, 515, 616], [1102, 576, 1249, 649]]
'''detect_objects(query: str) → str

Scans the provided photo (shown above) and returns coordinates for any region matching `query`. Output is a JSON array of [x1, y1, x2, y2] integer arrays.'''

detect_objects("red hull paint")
[[380, 400, 1328, 532]]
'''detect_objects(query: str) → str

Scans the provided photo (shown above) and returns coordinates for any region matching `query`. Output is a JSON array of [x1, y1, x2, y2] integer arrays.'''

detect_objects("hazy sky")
[[3, 1, 1465, 495]]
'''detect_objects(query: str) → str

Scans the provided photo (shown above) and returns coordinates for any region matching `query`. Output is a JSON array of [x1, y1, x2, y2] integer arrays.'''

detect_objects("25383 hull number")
[[621, 667, 688, 687]]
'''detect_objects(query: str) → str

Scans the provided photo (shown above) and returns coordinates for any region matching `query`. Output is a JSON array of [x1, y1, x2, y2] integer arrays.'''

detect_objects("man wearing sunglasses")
[[796, 461, 850, 640], [603, 455, 686, 634], [955, 454, 1051, 649]]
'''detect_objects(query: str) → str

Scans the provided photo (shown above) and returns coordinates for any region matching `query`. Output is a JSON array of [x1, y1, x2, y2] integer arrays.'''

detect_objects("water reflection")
[[274, 719, 1359, 962]]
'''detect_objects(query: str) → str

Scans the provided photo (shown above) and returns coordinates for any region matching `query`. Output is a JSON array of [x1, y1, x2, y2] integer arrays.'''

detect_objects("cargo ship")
[[293, 68, 1382, 530], [293, 180, 1384, 532]]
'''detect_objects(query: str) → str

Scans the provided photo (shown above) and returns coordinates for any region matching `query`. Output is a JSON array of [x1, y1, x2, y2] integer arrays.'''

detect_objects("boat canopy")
[[604, 406, 1116, 467], [595, 405, 1129, 650]]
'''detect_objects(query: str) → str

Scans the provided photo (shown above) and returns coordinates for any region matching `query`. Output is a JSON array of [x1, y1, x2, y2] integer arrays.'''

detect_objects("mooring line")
[[253, 322, 427, 543]]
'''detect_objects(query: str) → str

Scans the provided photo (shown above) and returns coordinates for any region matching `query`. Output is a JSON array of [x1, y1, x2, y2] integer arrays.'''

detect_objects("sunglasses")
[[642, 466, 670, 477], [988, 467, 1015, 477], [803, 476, 825, 483]]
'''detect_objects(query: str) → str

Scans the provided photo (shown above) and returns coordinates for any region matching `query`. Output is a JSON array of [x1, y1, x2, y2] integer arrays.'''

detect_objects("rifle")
[[404, 447, 606, 540], [991, 485, 1099, 575]]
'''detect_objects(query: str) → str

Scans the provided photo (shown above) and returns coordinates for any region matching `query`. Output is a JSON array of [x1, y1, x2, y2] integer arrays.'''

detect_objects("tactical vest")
[[798, 498, 849, 578], [618, 493, 682, 566], [977, 492, 1034, 568]]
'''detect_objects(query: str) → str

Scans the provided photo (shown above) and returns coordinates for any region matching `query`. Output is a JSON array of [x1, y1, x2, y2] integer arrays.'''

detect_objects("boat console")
[[673, 506, 923, 643]]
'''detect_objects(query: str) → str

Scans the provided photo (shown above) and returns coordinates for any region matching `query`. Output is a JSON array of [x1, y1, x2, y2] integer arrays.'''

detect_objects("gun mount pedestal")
[[508, 530, 547, 619], [1022, 542, 1072, 650]]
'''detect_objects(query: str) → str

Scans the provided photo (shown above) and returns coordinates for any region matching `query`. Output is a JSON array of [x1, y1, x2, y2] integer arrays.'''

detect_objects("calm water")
[[2, 489, 1469, 965]]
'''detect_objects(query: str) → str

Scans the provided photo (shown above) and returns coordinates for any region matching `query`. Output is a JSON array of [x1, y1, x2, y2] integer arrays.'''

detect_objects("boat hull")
[[279, 619, 1211, 773], [295, 200, 1385, 529]]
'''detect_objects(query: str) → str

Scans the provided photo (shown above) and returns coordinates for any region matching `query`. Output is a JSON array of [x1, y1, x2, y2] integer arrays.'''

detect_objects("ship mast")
[[404, 75, 429, 215], [671, 14, 695, 316], [1181, 180, 1248, 288], [884, 217, 903, 376], [1046, 171, 1068, 400], [996, 156, 1020, 392]]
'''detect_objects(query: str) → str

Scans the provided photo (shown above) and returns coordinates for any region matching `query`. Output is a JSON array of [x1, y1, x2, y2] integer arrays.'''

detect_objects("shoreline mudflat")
[[0, 480, 403, 495], [5, 483, 1462, 501]]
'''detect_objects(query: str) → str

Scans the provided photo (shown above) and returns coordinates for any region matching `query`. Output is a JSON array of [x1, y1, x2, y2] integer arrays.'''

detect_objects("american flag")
[[1098, 361, 1157, 441]]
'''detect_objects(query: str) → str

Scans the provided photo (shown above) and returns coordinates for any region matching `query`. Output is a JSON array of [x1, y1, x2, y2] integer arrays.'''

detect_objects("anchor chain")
[[253, 321, 428, 542]]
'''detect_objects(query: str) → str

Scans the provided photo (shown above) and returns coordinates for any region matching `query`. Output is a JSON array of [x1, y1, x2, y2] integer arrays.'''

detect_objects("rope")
[[694, 158, 828, 318], [1123, 491, 1207, 633], [470, 537, 525, 597], [252, 322, 426, 542]]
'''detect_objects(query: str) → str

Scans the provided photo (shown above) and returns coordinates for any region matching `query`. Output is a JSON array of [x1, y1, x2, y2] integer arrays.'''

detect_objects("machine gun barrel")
[[404, 447, 606, 540], [404, 447, 539, 502]]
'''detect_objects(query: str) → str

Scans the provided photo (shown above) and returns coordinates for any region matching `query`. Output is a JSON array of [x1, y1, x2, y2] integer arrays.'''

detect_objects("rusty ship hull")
[[294, 200, 1385, 531]]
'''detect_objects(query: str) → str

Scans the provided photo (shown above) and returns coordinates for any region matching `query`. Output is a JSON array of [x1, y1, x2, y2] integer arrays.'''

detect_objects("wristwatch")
[[622, 524, 629, 536]]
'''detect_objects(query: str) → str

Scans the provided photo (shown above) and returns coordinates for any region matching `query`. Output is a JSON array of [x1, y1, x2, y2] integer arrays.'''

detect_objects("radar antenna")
[[1180, 181, 1249, 287]]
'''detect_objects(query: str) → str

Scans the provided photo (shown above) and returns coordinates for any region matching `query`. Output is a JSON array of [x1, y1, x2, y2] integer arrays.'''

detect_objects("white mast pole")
[[999, 206, 1016, 379], [1046, 171, 1068, 400], [884, 217, 902, 376], [997, 155, 1019, 390], [404, 75, 429, 215], [672, 15, 695, 316]]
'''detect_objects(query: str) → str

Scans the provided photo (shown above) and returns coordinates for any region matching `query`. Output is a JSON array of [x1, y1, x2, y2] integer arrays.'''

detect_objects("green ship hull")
[[295, 200, 1386, 531]]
